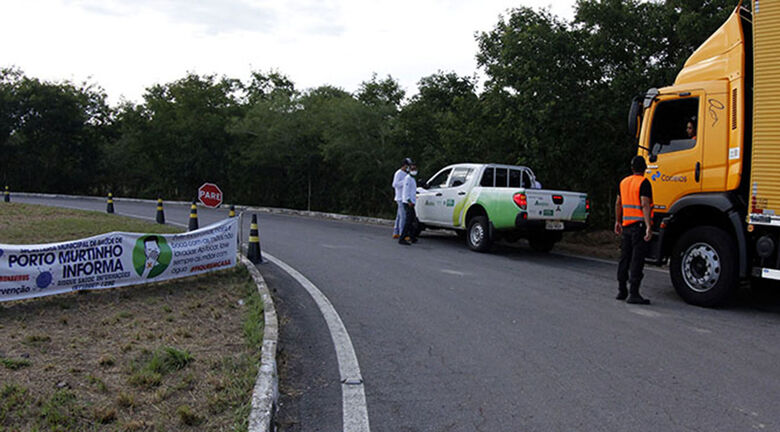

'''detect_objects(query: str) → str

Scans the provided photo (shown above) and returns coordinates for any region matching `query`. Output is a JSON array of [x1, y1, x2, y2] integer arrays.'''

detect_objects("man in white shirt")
[[392, 158, 412, 238], [399, 163, 418, 245]]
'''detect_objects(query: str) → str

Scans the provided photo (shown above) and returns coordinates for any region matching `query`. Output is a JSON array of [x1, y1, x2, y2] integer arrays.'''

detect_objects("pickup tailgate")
[[525, 189, 589, 222]]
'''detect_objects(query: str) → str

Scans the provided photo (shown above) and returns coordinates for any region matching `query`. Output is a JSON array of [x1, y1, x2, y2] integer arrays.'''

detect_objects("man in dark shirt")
[[614, 155, 654, 305]]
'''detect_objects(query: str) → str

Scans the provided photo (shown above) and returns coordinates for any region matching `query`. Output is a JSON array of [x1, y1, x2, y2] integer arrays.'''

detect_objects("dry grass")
[[0, 202, 263, 431]]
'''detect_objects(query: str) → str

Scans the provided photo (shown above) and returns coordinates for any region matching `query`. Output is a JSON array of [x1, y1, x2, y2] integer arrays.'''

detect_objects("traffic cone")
[[247, 214, 262, 264], [228, 204, 236, 218], [188, 201, 199, 231], [106, 192, 114, 213], [3, 186, 9, 202], [156, 198, 165, 224]]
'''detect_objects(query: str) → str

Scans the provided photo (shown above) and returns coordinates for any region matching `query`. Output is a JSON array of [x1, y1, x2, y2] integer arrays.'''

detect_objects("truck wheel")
[[466, 216, 492, 252], [670, 226, 738, 307], [528, 234, 556, 253]]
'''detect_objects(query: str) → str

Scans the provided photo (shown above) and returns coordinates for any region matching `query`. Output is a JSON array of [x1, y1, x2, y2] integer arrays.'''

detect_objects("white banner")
[[0, 218, 238, 302]]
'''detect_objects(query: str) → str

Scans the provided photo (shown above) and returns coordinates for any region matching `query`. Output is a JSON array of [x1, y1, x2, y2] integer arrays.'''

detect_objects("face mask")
[[410, 170, 418, 176]]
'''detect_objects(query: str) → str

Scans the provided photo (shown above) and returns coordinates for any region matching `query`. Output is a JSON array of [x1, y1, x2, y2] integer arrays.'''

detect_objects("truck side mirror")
[[627, 96, 642, 139]]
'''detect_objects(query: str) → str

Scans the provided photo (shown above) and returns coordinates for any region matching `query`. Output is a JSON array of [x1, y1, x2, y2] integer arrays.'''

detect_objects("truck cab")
[[626, 4, 780, 306]]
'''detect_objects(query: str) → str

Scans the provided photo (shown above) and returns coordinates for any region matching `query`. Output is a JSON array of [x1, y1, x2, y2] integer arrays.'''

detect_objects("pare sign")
[[198, 183, 223, 208]]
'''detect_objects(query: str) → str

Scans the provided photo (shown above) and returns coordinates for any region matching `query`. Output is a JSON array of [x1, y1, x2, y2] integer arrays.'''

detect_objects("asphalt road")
[[11, 195, 780, 432]]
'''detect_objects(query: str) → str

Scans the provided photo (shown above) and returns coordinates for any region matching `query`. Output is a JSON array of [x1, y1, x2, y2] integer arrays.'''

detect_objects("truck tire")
[[466, 216, 492, 252], [528, 234, 556, 253], [670, 226, 738, 307]]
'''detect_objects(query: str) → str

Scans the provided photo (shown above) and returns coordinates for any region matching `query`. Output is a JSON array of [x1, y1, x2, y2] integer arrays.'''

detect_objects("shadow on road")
[[418, 229, 780, 316]]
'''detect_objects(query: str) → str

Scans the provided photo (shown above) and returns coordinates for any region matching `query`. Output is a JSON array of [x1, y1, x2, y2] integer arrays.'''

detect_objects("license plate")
[[545, 220, 564, 230]]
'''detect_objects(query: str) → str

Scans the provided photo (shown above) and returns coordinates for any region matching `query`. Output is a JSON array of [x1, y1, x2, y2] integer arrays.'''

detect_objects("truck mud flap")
[[644, 234, 665, 266]]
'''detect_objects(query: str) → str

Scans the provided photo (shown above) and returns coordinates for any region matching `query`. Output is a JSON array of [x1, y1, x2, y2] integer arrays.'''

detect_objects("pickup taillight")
[[513, 193, 527, 209], [586, 199, 590, 211]]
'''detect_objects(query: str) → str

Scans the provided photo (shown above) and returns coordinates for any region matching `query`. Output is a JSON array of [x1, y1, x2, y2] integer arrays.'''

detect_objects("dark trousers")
[[617, 222, 648, 290], [400, 203, 417, 240]]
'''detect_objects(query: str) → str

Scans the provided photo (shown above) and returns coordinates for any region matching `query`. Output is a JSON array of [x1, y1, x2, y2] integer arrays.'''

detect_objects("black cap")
[[631, 155, 647, 173], [402, 157, 414, 166]]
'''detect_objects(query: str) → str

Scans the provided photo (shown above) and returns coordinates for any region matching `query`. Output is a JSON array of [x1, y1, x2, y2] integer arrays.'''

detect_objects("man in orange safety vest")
[[614, 155, 653, 305]]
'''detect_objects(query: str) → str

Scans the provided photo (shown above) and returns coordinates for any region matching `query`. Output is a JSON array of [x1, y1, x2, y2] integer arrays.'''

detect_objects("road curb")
[[241, 255, 279, 432], [242, 206, 393, 227]]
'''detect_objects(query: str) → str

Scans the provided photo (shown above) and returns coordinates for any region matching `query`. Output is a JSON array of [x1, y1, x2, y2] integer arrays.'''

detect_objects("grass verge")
[[0, 202, 264, 431]]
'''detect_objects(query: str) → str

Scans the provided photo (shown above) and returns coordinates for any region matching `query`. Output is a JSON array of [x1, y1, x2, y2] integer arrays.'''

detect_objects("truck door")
[[644, 94, 703, 212]]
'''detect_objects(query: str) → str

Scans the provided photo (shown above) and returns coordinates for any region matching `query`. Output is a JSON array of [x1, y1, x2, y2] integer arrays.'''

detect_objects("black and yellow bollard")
[[106, 192, 114, 213], [156, 198, 165, 224], [247, 214, 262, 264], [228, 204, 236, 218], [188, 201, 199, 231], [3, 185, 9, 203]]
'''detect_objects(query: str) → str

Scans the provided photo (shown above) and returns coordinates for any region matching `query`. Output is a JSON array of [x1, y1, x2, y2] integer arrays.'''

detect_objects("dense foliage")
[[0, 0, 736, 226]]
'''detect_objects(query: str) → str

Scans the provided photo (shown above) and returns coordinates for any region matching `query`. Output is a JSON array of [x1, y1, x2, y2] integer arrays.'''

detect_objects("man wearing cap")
[[392, 158, 412, 239], [614, 155, 653, 304]]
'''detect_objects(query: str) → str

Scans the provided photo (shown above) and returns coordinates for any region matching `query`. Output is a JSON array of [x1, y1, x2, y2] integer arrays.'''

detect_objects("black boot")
[[626, 284, 650, 305], [616, 283, 628, 301]]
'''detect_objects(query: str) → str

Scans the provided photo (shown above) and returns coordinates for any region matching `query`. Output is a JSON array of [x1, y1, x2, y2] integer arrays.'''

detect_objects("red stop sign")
[[198, 183, 223, 208]]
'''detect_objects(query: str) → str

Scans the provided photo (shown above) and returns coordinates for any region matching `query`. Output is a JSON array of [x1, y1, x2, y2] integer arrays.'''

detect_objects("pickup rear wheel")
[[466, 216, 492, 252], [670, 226, 737, 307]]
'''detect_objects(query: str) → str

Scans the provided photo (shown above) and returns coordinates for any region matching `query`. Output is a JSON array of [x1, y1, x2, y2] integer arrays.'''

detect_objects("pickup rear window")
[[480, 167, 532, 188], [480, 168, 494, 186]]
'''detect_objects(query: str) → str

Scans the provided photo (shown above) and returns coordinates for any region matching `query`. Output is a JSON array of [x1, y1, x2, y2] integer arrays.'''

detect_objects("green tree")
[[113, 73, 244, 200], [399, 72, 485, 179], [0, 68, 112, 194]]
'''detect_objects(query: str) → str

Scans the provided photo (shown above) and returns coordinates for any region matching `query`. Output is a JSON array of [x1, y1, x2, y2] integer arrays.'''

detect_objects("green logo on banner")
[[133, 235, 172, 278]]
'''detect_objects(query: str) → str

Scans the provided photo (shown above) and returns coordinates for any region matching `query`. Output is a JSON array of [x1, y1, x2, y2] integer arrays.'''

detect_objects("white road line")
[[629, 308, 662, 318], [263, 252, 371, 432]]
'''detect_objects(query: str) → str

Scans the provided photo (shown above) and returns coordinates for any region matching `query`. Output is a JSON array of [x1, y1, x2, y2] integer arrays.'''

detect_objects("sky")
[[0, 0, 576, 105]]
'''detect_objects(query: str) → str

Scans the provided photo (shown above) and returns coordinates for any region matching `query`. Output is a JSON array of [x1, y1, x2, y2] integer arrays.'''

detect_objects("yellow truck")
[[627, 1, 779, 306]]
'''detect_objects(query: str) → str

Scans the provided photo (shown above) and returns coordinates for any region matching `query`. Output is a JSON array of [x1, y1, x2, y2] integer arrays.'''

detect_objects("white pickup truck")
[[415, 163, 589, 252]]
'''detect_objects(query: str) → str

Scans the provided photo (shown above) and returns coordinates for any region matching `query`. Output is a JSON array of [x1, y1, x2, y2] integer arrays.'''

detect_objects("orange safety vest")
[[620, 174, 653, 227]]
